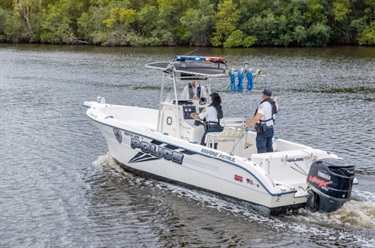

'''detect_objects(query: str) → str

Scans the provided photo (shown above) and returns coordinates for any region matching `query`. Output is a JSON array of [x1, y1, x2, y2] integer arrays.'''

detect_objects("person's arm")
[[200, 86, 207, 98], [274, 97, 280, 111], [181, 86, 188, 99], [244, 113, 263, 128], [190, 113, 200, 119], [190, 108, 208, 120]]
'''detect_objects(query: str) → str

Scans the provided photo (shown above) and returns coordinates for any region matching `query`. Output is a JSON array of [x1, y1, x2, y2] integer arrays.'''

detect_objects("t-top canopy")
[[145, 56, 229, 79]]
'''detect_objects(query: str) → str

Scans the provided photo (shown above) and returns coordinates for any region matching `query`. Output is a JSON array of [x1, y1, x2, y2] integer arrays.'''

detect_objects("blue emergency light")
[[176, 56, 226, 63]]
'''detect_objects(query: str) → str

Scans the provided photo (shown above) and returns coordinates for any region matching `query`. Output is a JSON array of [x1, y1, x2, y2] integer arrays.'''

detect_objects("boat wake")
[[93, 153, 375, 247]]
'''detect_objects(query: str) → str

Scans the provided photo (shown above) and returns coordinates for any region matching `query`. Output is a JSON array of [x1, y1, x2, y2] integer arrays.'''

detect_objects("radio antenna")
[[183, 48, 200, 56]]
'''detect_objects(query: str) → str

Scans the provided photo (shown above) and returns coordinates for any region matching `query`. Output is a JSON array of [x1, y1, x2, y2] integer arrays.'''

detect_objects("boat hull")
[[91, 118, 308, 215]]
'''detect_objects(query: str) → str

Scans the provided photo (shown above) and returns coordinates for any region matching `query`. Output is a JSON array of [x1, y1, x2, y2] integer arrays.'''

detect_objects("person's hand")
[[193, 95, 199, 100]]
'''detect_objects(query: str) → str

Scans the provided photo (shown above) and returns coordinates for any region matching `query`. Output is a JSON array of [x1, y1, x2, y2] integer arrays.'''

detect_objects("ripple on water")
[[91, 154, 375, 247], [1, 45, 374, 247]]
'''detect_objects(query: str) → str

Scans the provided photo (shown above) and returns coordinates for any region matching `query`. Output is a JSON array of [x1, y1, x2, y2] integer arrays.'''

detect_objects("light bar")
[[176, 56, 226, 63]]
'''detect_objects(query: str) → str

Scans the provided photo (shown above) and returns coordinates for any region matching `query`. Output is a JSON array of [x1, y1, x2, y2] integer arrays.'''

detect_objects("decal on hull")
[[130, 138, 184, 164], [113, 128, 122, 144]]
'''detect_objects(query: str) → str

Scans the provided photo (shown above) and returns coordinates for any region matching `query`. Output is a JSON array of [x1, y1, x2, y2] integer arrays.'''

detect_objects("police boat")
[[83, 56, 356, 215]]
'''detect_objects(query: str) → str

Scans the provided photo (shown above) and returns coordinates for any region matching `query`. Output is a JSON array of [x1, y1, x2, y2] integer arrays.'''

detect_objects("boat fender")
[[227, 69, 236, 92], [246, 69, 253, 91], [237, 69, 244, 92]]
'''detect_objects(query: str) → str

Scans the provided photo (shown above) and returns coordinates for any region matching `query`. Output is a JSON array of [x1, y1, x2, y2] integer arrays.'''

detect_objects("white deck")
[[86, 101, 337, 191]]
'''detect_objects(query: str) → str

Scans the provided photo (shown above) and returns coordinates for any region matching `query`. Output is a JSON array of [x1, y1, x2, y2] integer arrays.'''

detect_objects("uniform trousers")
[[256, 127, 274, 153]]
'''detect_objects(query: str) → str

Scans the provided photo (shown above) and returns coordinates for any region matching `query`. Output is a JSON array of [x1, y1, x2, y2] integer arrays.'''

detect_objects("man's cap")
[[210, 92, 220, 99], [262, 89, 272, 96]]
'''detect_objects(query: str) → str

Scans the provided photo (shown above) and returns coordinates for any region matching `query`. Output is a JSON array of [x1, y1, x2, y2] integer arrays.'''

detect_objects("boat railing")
[[205, 117, 246, 155]]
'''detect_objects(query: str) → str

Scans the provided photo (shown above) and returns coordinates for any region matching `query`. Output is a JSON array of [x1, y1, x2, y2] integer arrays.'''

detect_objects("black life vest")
[[188, 83, 202, 99], [254, 98, 278, 123], [206, 104, 223, 126]]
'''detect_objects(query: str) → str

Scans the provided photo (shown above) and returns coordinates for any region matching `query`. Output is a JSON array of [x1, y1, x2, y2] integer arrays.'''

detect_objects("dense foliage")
[[0, 0, 374, 47]]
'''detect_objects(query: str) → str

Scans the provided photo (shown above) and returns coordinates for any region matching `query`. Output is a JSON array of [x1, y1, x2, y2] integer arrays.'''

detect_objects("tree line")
[[0, 0, 374, 47]]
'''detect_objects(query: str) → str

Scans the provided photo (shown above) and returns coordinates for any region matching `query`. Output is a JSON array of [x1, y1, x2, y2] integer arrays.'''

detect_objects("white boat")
[[84, 56, 356, 215]]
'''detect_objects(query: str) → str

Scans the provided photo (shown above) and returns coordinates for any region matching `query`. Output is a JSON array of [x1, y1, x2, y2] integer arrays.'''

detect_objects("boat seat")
[[205, 117, 246, 151]]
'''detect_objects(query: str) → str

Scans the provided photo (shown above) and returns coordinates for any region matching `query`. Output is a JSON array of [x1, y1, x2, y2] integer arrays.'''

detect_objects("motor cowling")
[[306, 158, 355, 213]]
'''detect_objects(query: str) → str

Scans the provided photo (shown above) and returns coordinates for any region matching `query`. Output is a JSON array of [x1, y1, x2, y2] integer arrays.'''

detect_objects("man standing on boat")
[[182, 80, 207, 100], [244, 89, 279, 153], [190, 92, 223, 149]]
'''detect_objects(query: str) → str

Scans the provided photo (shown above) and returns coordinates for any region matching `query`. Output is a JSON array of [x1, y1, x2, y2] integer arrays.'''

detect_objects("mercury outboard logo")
[[130, 138, 184, 164]]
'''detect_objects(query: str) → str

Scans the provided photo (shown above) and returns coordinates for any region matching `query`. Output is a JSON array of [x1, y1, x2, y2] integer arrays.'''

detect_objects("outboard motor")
[[306, 158, 355, 213]]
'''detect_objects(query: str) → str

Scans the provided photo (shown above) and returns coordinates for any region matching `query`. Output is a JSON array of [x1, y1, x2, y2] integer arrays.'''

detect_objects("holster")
[[255, 123, 267, 133], [204, 121, 208, 131]]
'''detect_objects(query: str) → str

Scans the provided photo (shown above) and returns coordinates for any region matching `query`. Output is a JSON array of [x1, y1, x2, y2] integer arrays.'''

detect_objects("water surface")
[[1, 44, 374, 247]]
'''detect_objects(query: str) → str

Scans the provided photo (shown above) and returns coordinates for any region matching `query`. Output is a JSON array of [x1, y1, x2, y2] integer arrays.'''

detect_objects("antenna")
[[183, 48, 200, 56]]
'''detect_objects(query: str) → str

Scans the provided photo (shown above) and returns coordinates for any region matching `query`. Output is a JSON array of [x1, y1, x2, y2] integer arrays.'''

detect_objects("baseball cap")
[[262, 89, 272, 96], [210, 92, 220, 99]]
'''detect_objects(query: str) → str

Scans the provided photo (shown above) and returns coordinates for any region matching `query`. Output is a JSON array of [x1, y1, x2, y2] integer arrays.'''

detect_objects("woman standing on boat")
[[190, 92, 223, 149]]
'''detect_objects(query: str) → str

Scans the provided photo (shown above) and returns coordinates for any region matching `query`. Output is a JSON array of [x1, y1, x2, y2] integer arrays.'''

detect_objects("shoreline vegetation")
[[0, 0, 374, 47]]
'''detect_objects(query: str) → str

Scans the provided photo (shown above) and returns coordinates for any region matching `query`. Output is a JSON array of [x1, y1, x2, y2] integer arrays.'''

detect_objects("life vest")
[[227, 70, 236, 92], [188, 83, 202, 99], [254, 98, 278, 123], [245, 69, 253, 91], [237, 70, 244, 92], [206, 104, 223, 126]]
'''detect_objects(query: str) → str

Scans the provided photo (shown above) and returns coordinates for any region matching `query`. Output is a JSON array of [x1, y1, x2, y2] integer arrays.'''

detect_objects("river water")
[[0, 44, 374, 247]]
